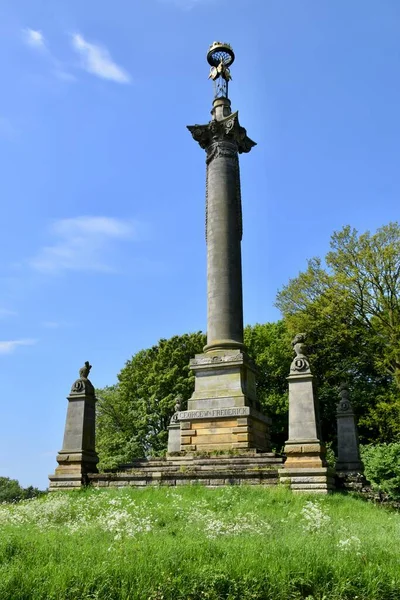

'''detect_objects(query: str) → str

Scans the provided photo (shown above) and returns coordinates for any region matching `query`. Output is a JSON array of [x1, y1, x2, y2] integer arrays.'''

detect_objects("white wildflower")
[[337, 535, 361, 553], [301, 500, 331, 532]]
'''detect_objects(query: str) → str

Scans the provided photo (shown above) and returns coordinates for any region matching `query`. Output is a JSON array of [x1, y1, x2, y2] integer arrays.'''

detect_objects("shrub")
[[360, 443, 400, 500]]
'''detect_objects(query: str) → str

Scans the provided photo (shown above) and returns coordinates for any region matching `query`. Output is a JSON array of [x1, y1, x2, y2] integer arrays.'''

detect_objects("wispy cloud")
[[23, 28, 46, 50], [22, 27, 74, 82], [71, 33, 131, 83], [0, 308, 17, 319], [0, 339, 36, 355], [30, 216, 138, 273]]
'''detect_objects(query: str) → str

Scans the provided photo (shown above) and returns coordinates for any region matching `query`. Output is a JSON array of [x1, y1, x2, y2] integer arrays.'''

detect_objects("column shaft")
[[206, 140, 243, 348]]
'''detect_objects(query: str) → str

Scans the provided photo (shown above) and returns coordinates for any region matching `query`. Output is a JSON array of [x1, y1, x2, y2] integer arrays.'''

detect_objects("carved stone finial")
[[292, 333, 307, 355], [337, 383, 352, 414], [79, 361, 92, 379], [170, 394, 183, 424], [290, 333, 311, 374], [174, 394, 183, 412], [70, 361, 94, 396]]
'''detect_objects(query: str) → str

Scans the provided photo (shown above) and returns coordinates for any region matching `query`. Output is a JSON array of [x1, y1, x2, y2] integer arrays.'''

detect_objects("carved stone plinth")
[[49, 362, 99, 491], [188, 350, 258, 409], [177, 349, 270, 452], [279, 335, 335, 493]]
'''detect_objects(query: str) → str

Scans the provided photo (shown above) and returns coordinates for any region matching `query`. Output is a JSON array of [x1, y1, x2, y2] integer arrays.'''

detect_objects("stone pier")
[[279, 335, 335, 493], [336, 384, 364, 473], [49, 362, 99, 490]]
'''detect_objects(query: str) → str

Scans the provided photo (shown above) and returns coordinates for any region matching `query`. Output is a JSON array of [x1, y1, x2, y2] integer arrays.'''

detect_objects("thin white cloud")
[[71, 33, 131, 83], [0, 308, 17, 318], [23, 28, 46, 50], [0, 339, 36, 355], [30, 216, 137, 273], [22, 27, 74, 82]]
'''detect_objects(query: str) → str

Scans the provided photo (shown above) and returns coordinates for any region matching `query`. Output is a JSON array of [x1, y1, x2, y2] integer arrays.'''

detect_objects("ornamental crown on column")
[[187, 42, 256, 154]]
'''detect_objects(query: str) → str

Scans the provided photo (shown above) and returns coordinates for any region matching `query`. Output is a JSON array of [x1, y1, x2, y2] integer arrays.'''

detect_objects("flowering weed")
[[0, 487, 398, 599]]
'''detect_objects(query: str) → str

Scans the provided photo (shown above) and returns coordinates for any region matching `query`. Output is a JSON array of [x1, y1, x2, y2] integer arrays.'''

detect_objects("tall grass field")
[[0, 486, 399, 599]]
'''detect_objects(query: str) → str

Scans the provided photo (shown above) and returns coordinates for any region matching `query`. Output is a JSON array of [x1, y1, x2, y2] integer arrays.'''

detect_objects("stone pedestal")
[[336, 384, 364, 473], [49, 362, 99, 491], [279, 335, 335, 493], [179, 348, 270, 452]]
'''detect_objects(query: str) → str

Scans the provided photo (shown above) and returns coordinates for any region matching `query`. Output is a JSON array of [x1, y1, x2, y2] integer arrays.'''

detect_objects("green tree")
[[0, 477, 43, 503], [244, 321, 292, 449], [276, 223, 400, 444], [96, 332, 206, 470]]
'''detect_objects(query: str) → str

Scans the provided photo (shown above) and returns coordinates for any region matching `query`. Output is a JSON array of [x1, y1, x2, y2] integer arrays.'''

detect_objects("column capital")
[[187, 112, 256, 154]]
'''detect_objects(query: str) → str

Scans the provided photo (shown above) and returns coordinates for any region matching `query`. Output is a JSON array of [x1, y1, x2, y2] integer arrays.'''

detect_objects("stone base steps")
[[88, 453, 284, 488], [278, 467, 336, 494]]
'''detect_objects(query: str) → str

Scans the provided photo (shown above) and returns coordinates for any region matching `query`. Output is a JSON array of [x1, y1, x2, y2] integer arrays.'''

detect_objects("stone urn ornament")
[[290, 333, 311, 374]]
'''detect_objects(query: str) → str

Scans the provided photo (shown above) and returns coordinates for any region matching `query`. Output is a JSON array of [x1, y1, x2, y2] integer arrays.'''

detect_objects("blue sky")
[[1, 0, 399, 489]]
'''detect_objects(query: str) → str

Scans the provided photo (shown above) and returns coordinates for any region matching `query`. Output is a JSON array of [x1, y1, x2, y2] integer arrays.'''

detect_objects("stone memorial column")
[[49, 362, 99, 490], [279, 334, 335, 493], [168, 42, 271, 454]]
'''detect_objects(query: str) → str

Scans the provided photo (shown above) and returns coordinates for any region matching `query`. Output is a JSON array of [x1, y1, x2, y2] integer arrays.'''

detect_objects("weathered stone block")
[[196, 419, 238, 429], [181, 437, 193, 445], [232, 442, 251, 449], [181, 429, 196, 437], [290, 476, 329, 483], [279, 466, 335, 494]]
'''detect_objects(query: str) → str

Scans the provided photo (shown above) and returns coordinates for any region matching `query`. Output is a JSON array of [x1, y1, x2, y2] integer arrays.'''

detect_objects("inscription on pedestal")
[[179, 407, 249, 420]]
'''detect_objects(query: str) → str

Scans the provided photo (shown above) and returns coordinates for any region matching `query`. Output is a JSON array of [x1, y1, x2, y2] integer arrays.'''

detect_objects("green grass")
[[0, 486, 399, 599]]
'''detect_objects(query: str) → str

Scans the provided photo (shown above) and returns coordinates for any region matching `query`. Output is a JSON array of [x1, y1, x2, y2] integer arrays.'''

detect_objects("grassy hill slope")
[[0, 486, 399, 600]]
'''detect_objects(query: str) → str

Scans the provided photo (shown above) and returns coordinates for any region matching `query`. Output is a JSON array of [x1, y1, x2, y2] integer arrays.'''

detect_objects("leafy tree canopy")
[[276, 222, 400, 443], [0, 477, 44, 503], [97, 332, 206, 470]]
